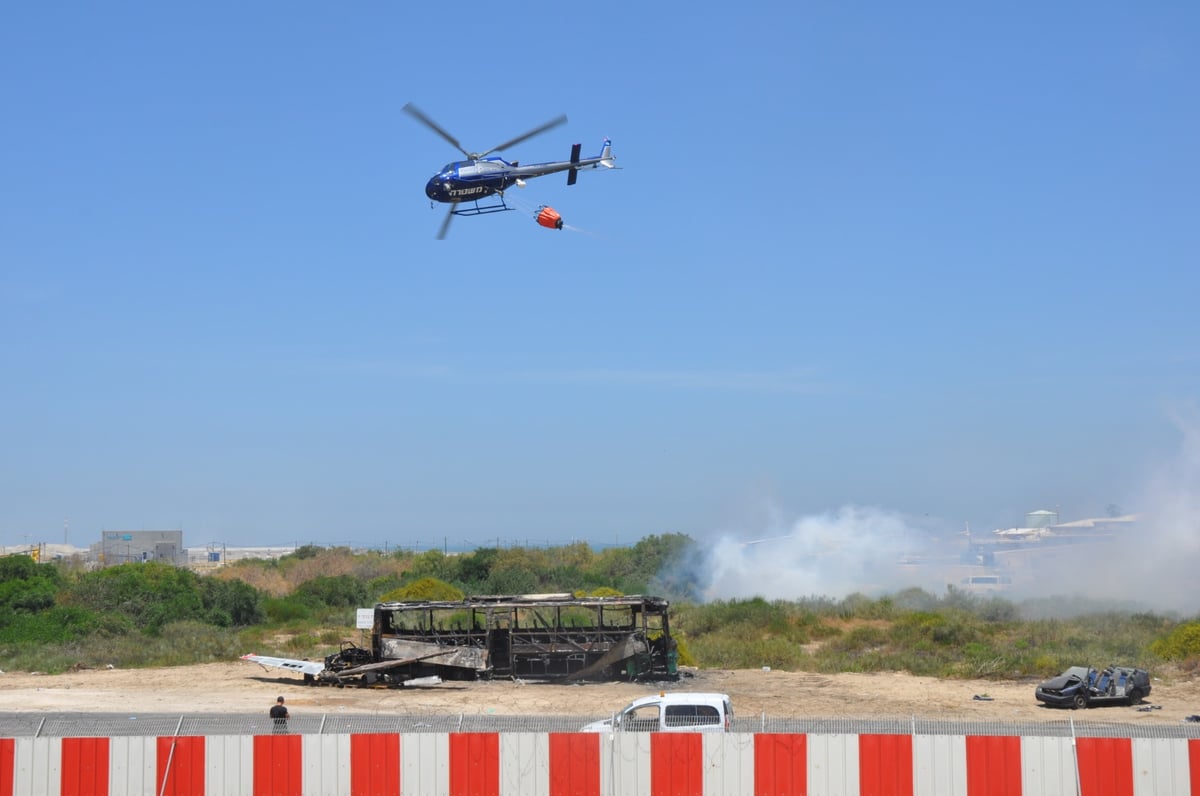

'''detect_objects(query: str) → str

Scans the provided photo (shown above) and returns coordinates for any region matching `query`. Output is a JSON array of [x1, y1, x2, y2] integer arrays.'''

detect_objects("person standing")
[[270, 696, 289, 733]]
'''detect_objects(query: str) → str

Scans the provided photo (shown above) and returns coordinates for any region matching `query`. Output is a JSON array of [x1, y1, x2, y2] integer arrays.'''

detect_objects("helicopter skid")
[[449, 195, 511, 217]]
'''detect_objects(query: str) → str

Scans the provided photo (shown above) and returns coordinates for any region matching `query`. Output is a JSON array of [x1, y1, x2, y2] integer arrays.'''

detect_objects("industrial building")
[[92, 530, 185, 566]]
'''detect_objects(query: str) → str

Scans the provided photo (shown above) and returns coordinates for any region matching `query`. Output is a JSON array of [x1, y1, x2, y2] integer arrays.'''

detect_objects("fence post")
[[157, 716, 184, 796], [1070, 716, 1081, 796]]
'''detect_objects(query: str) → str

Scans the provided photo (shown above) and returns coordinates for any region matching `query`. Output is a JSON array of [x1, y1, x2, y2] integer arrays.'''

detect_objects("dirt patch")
[[1, 663, 1198, 724]]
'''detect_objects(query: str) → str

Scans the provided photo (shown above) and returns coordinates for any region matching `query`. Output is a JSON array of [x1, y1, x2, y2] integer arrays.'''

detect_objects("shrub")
[[892, 588, 940, 612], [367, 574, 405, 601], [200, 577, 265, 626], [0, 556, 63, 613], [380, 577, 464, 602], [284, 633, 321, 654], [0, 620, 246, 672], [837, 593, 896, 620], [1150, 622, 1200, 662], [0, 606, 118, 645], [582, 587, 624, 598], [294, 575, 367, 608], [61, 563, 206, 634], [673, 634, 697, 667], [484, 566, 537, 595], [263, 595, 313, 623], [408, 551, 460, 583], [318, 629, 346, 645], [457, 548, 498, 589]]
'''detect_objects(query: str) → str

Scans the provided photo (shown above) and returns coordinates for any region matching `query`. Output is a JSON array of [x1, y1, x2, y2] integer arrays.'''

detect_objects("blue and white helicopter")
[[403, 103, 615, 239]]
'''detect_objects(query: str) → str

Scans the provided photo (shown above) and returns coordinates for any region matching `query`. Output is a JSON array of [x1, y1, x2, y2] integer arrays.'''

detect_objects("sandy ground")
[[2, 662, 1198, 725]]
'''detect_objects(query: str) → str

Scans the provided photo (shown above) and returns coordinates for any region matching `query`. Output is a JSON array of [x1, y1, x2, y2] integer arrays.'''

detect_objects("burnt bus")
[[368, 593, 678, 681]]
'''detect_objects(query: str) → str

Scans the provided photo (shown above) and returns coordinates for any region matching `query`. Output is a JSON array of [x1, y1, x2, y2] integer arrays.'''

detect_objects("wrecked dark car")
[[1035, 665, 1151, 709]]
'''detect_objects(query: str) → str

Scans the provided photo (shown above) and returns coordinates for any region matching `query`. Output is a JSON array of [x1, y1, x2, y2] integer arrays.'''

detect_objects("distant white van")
[[960, 574, 1013, 593], [580, 692, 732, 733]]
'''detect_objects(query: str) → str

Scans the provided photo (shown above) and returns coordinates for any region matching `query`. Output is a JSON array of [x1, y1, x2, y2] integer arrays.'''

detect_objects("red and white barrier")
[[1, 731, 1198, 795]]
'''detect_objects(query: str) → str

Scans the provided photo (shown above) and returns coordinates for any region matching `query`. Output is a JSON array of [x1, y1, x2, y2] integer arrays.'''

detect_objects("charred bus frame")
[[371, 593, 677, 681]]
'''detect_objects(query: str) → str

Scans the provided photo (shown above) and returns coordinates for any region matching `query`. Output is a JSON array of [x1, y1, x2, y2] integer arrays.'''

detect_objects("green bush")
[[1150, 622, 1200, 662], [457, 548, 498, 590], [294, 575, 367, 608], [891, 588, 940, 612], [583, 586, 624, 598], [263, 595, 314, 623], [893, 610, 981, 647], [1, 535, 1193, 681], [0, 556, 63, 613], [61, 563, 206, 634], [689, 633, 809, 670], [380, 577, 464, 602], [484, 566, 537, 595], [318, 629, 346, 645], [200, 577, 264, 626], [367, 574, 405, 601], [680, 598, 791, 635], [0, 605, 118, 645], [408, 551, 460, 583], [0, 620, 247, 672], [284, 633, 321, 654], [672, 634, 698, 667], [837, 593, 895, 620]]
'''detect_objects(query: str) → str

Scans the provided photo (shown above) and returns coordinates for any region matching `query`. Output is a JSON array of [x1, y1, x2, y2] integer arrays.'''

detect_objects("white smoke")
[[693, 407, 1200, 615], [702, 505, 936, 601], [1100, 404, 1200, 612], [1000, 406, 1200, 614]]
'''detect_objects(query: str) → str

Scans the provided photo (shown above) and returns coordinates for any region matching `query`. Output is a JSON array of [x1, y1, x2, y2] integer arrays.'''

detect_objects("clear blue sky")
[[3, 3, 1198, 553]]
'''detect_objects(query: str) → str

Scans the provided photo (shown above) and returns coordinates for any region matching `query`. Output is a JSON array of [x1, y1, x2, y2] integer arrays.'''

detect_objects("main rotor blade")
[[403, 103, 471, 159], [478, 114, 568, 158], [436, 203, 458, 240]]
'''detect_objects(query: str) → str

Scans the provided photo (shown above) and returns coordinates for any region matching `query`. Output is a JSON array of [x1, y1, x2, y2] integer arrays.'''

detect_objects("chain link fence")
[[2, 712, 1198, 740]]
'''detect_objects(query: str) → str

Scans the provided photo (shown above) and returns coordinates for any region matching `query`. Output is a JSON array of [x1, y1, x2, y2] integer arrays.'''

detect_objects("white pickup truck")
[[580, 692, 733, 733]]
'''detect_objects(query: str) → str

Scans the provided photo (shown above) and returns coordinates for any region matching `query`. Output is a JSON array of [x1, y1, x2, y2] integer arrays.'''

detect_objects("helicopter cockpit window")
[[439, 164, 457, 177]]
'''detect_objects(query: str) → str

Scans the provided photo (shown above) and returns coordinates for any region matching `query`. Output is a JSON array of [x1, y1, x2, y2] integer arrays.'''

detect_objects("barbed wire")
[[3, 712, 1197, 740]]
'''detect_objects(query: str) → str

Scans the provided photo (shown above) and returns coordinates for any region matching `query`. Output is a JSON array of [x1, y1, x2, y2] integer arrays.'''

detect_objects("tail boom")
[[566, 138, 614, 186]]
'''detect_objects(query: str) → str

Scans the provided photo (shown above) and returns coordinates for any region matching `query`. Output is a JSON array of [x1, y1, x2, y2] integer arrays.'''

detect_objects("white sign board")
[[356, 608, 374, 630]]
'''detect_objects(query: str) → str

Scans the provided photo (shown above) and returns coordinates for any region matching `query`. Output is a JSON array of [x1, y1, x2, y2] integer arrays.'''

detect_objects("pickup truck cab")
[[580, 692, 732, 733]]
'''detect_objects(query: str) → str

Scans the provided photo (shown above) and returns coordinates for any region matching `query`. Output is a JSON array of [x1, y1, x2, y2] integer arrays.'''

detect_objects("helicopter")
[[403, 103, 615, 239]]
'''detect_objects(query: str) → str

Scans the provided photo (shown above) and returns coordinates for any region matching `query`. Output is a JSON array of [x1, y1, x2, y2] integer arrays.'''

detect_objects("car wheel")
[[1072, 693, 1088, 710], [1127, 687, 1143, 705]]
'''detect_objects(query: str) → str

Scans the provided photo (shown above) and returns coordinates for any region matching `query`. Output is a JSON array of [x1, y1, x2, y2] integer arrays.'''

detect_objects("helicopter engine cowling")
[[535, 206, 563, 230]]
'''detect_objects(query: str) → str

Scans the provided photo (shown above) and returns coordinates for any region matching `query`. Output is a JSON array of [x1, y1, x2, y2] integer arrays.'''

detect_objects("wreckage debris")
[[244, 593, 680, 688]]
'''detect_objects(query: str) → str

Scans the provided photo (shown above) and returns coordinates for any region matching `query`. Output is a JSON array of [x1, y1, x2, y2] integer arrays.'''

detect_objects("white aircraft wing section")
[[240, 653, 324, 677]]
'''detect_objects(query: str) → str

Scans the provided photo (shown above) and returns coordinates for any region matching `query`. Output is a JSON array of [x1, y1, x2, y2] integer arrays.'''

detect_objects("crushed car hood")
[[1039, 674, 1081, 690]]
